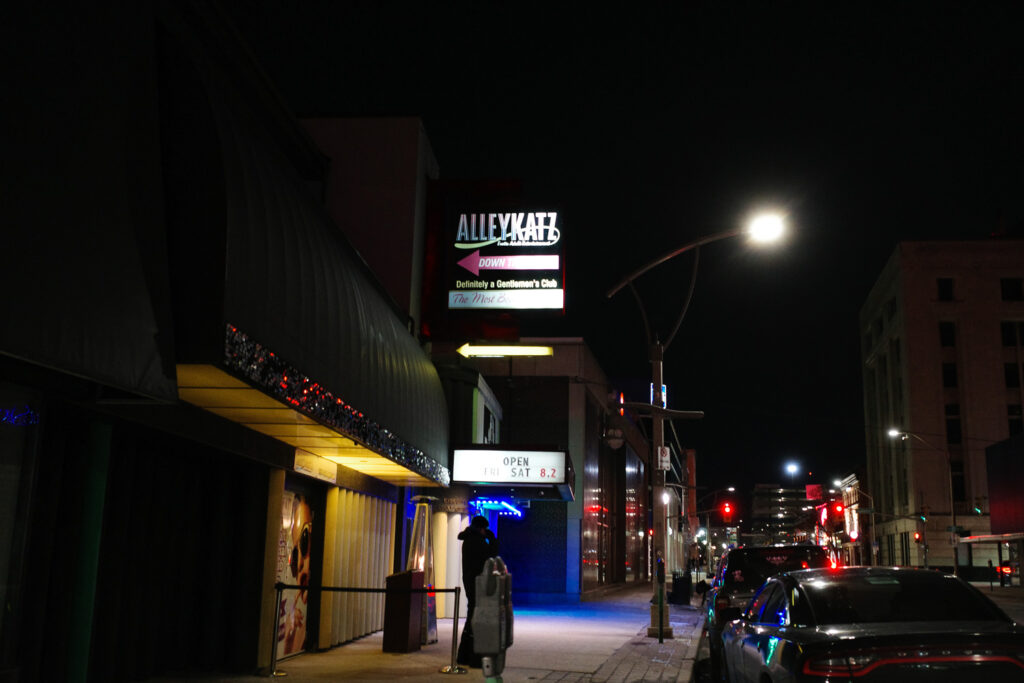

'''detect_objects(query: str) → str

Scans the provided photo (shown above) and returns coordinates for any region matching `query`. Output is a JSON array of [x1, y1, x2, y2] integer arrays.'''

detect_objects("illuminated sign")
[[447, 210, 564, 311], [0, 406, 39, 426], [453, 448, 566, 484]]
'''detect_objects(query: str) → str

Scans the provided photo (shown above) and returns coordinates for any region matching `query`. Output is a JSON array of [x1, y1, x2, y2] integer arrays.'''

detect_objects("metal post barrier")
[[439, 586, 465, 675], [271, 582, 285, 677], [269, 583, 465, 677]]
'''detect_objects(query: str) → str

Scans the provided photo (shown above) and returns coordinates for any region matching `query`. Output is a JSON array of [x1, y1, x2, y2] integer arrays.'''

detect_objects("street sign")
[[656, 446, 671, 471]]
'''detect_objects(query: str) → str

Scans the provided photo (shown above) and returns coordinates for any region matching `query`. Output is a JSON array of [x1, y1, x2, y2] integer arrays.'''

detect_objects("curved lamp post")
[[888, 428, 957, 575], [606, 212, 785, 636]]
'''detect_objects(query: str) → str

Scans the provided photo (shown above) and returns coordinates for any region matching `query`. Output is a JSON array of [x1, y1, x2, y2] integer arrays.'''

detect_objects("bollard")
[[657, 556, 665, 644], [439, 586, 466, 675], [270, 582, 287, 677]]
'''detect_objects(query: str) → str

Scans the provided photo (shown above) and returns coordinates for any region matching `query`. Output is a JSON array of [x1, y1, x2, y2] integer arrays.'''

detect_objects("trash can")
[[382, 570, 424, 652], [668, 570, 692, 604]]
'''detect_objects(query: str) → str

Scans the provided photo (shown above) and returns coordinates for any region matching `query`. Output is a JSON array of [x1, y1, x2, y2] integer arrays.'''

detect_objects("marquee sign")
[[447, 211, 564, 311], [453, 448, 567, 485]]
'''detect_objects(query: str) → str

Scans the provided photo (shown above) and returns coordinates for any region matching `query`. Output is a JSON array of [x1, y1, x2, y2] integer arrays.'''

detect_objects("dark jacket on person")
[[458, 526, 498, 598]]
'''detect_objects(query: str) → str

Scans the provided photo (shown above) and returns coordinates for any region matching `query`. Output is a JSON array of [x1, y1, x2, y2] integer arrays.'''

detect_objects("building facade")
[[3, 5, 452, 681], [446, 338, 652, 602], [860, 240, 1024, 574]]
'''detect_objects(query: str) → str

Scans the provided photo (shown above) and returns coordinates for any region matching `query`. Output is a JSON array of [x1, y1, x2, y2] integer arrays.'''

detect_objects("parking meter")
[[472, 556, 513, 678]]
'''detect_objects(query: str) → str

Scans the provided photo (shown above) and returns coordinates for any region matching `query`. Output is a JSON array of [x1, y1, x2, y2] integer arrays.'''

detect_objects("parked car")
[[720, 566, 1024, 682], [706, 544, 831, 679]]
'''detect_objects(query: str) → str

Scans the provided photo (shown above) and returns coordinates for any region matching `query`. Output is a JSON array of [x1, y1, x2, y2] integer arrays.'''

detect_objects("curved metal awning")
[[171, 55, 449, 486]]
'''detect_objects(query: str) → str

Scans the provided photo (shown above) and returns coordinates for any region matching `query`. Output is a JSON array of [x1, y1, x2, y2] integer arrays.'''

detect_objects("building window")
[[945, 403, 962, 445], [937, 278, 954, 301], [939, 322, 956, 347], [1009, 405, 1023, 436], [1001, 278, 1024, 301], [1002, 321, 1021, 347], [1006, 363, 1021, 389], [942, 362, 958, 388]]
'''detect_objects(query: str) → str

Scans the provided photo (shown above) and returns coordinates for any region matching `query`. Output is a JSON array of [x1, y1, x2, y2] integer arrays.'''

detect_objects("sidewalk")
[[150, 584, 705, 683], [972, 581, 1024, 623]]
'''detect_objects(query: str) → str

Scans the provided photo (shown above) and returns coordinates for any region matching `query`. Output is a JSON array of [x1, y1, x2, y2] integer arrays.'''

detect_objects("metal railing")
[[271, 582, 464, 677]]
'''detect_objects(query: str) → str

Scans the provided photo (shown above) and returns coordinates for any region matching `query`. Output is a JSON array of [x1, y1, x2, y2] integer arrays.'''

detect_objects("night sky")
[[224, 3, 1024, 510]]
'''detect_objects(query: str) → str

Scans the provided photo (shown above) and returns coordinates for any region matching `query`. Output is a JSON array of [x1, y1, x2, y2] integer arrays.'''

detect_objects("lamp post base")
[[647, 604, 674, 639]]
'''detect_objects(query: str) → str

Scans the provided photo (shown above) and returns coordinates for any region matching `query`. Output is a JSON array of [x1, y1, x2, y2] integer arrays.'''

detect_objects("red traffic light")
[[721, 502, 733, 523], [913, 531, 922, 543], [833, 503, 844, 514]]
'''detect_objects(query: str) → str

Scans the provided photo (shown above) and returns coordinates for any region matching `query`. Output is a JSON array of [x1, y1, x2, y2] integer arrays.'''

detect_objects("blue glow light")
[[0, 406, 40, 426], [470, 497, 524, 518]]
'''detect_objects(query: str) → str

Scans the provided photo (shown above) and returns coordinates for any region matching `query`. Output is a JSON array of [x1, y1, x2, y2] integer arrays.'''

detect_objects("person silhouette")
[[456, 515, 498, 667]]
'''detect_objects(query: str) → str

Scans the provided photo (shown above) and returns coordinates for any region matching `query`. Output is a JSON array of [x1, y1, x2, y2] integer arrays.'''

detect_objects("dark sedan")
[[720, 566, 1024, 682], [705, 545, 831, 679]]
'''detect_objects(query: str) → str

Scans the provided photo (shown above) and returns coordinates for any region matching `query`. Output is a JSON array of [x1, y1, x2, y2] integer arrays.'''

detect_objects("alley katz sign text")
[[448, 210, 565, 310], [455, 212, 561, 248], [452, 449, 566, 485]]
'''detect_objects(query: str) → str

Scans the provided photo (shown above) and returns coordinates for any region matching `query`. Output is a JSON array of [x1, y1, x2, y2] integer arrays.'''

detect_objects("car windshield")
[[723, 547, 829, 590], [801, 571, 1006, 625]]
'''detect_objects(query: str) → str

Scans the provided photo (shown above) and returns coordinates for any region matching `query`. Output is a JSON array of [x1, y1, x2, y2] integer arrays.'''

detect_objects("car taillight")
[[803, 653, 871, 678], [803, 648, 1024, 679]]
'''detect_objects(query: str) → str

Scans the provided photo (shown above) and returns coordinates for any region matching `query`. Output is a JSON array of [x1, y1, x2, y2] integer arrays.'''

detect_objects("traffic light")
[[830, 502, 845, 533], [919, 505, 929, 522], [913, 531, 922, 544], [722, 501, 733, 524]]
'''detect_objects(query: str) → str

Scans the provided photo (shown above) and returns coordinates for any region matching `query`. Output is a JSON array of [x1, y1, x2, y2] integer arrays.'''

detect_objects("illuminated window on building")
[[939, 322, 955, 347], [937, 278, 954, 301], [1001, 278, 1023, 301]]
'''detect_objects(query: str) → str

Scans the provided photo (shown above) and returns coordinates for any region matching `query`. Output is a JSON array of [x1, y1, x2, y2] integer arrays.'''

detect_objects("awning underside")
[[178, 363, 440, 486]]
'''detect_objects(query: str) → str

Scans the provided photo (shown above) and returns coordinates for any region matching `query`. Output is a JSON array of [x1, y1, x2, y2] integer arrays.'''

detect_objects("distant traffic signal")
[[830, 501, 845, 533], [913, 531, 922, 543], [722, 502, 733, 524]]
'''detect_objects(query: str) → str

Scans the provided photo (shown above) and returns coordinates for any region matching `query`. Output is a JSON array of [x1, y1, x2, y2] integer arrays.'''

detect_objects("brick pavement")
[[145, 585, 707, 683]]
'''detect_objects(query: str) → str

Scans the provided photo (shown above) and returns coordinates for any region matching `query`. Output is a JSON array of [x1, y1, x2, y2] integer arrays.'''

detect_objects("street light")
[[888, 428, 957, 575], [785, 462, 799, 486], [606, 211, 784, 640]]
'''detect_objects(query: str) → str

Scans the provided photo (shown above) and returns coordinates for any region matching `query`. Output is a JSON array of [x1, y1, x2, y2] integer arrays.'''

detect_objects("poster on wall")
[[447, 210, 564, 311], [277, 490, 313, 659]]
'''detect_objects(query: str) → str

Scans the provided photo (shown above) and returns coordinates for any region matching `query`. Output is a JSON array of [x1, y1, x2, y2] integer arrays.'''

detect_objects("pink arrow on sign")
[[456, 250, 560, 276]]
